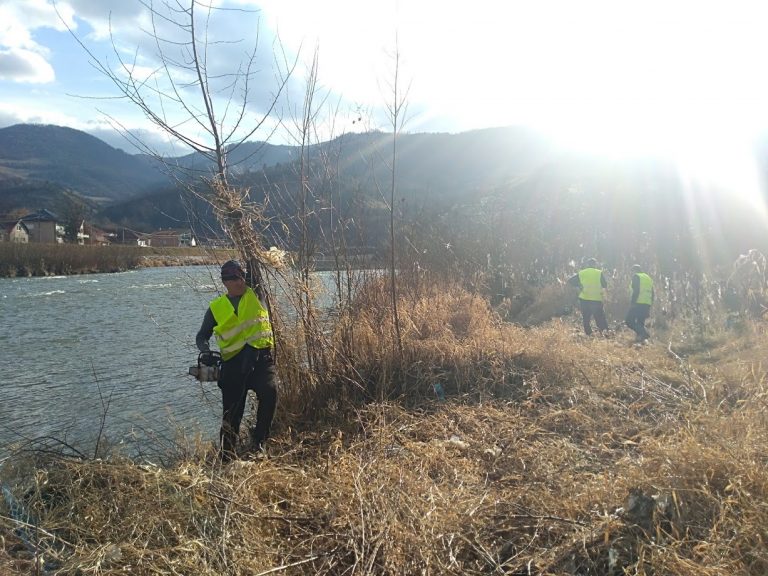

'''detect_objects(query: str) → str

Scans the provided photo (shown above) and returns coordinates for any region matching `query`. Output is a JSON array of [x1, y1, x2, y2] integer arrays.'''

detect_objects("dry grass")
[[0, 243, 145, 276], [2, 282, 768, 575]]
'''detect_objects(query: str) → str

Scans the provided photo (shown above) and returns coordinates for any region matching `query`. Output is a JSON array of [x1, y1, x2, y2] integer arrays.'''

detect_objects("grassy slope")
[[1, 286, 767, 575]]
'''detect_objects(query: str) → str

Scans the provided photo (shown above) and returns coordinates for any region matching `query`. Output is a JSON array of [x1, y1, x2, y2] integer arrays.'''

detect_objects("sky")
[[2, 0, 768, 186]]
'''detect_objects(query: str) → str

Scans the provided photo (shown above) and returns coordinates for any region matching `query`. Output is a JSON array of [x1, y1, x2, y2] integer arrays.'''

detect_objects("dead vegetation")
[[0, 243, 234, 277], [2, 282, 768, 575]]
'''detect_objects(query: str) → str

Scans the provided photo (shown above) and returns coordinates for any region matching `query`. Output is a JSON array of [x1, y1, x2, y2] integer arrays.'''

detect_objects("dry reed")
[[2, 282, 767, 575]]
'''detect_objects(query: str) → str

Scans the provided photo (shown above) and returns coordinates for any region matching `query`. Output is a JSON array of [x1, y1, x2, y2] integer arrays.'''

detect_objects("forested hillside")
[[3, 123, 768, 278], [0, 124, 167, 202]]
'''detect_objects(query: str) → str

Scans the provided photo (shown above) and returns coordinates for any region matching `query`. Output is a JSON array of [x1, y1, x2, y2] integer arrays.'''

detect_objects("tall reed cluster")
[[0, 243, 221, 277], [0, 243, 145, 276]]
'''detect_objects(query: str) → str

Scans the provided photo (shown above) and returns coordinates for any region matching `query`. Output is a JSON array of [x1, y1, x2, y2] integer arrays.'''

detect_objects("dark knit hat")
[[220, 260, 244, 279]]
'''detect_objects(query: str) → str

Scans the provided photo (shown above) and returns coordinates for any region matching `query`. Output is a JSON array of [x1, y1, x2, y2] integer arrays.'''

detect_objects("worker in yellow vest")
[[625, 264, 654, 342], [568, 258, 609, 336], [196, 260, 276, 460]]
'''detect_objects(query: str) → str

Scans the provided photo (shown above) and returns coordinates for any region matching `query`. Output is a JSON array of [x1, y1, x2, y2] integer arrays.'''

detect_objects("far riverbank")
[[0, 243, 232, 277]]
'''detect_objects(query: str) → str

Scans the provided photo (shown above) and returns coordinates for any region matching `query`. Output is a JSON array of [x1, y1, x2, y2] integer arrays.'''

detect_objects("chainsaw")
[[188, 351, 222, 382]]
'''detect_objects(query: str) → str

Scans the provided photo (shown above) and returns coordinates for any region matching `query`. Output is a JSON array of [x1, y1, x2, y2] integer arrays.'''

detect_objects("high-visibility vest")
[[578, 268, 603, 301], [634, 272, 653, 305], [210, 287, 273, 361]]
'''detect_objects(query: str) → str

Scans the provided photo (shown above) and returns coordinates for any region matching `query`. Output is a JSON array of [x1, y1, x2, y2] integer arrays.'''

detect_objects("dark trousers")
[[579, 299, 608, 335], [218, 347, 277, 455], [625, 304, 651, 341]]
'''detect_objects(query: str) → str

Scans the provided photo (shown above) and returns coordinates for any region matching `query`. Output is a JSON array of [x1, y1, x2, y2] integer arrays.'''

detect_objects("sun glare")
[[534, 98, 767, 212]]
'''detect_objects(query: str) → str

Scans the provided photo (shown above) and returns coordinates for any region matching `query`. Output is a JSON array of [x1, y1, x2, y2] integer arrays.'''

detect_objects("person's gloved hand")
[[240, 346, 258, 375], [199, 351, 217, 366]]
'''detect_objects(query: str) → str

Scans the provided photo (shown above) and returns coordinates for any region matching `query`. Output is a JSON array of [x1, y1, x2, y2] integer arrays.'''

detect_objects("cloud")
[[0, 0, 72, 49], [0, 49, 55, 83], [0, 0, 143, 83], [86, 124, 166, 154], [0, 100, 82, 130], [67, 0, 144, 22], [0, 100, 182, 155], [0, 107, 25, 127], [64, 0, 146, 40], [0, 0, 66, 84]]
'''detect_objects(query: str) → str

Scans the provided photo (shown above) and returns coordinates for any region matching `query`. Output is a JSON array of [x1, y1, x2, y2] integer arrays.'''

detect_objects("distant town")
[[0, 208, 207, 248]]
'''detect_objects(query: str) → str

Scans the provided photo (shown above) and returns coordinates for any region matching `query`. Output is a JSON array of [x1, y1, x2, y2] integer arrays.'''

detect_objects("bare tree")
[[60, 0, 298, 290], [278, 45, 328, 374], [382, 37, 410, 361]]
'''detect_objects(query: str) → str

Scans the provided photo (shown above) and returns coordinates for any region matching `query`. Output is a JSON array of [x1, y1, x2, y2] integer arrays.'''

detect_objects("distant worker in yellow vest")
[[568, 258, 609, 336], [625, 264, 654, 343], [196, 260, 276, 460]]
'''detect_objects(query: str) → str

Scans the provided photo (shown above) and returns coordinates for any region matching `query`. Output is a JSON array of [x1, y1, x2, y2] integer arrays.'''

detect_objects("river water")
[[0, 266, 307, 460]]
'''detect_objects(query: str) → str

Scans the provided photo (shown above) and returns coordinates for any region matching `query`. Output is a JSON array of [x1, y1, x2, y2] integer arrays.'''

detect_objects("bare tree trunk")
[[298, 50, 318, 372], [384, 41, 409, 362]]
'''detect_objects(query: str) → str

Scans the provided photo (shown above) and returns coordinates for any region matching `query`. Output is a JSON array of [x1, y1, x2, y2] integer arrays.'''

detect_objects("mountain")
[[0, 123, 554, 212], [167, 140, 299, 175], [96, 126, 557, 234], [0, 124, 170, 203], [4, 122, 768, 271], [314, 127, 554, 196], [129, 126, 555, 197]]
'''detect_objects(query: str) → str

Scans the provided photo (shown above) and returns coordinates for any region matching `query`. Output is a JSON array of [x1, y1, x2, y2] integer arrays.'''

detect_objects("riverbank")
[[0, 243, 232, 277], [138, 252, 228, 268], [1, 285, 766, 575]]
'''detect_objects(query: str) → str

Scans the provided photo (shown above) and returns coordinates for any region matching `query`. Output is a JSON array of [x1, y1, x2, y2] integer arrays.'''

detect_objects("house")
[[85, 224, 112, 246], [147, 230, 181, 248], [107, 227, 150, 247], [21, 209, 59, 243], [0, 219, 30, 243], [179, 232, 197, 247]]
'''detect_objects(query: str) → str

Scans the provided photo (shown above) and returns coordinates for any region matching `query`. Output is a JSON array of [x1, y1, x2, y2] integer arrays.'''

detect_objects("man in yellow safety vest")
[[196, 260, 276, 460], [568, 258, 609, 336], [625, 264, 654, 342]]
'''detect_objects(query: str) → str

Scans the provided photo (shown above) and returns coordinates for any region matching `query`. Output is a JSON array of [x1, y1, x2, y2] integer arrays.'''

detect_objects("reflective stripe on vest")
[[634, 273, 653, 305], [578, 268, 603, 301], [210, 287, 274, 361]]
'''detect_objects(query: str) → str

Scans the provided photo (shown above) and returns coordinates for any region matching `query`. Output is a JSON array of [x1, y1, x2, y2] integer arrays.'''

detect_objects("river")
[[0, 266, 339, 460]]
